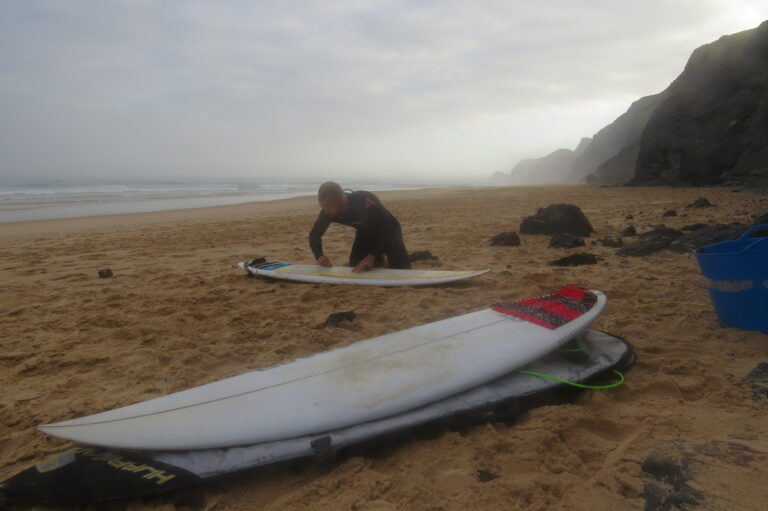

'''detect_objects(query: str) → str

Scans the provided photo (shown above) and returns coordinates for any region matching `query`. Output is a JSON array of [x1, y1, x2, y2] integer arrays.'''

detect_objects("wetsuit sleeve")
[[365, 204, 398, 258], [309, 212, 331, 259]]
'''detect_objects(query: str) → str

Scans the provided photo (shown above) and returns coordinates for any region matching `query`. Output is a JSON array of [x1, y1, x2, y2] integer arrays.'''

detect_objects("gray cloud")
[[1, 0, 766, 183]]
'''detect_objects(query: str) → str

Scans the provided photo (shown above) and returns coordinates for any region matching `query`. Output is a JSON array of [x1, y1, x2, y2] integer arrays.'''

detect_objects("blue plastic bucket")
[[694, 224, 768, 332]]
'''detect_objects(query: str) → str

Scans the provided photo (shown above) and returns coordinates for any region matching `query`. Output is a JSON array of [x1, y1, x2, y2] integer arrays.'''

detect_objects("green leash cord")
[[530, 337, 625, 389], [518, 369, 625, 390], [558, 341, 586, 353]]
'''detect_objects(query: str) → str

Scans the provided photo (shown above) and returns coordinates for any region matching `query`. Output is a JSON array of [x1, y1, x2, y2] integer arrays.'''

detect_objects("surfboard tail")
[[492, 286, 599, 330]]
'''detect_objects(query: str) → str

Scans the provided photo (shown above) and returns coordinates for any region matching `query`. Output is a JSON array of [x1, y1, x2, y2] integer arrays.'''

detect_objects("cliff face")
[[574, 93, 667, 183], [632, 21, 768, 185], [587, 140, 641, 184], [489, 170, 511, 185], [511, 148, 576, 184], [501, 90, 667, 185], [495, 20, 768, 186], [502, 138, 590, 185]]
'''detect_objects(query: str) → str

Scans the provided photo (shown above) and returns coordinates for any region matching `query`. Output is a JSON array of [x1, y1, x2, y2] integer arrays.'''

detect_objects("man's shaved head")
[[318, 181, 347, 217], [318, 181, 344, 201]]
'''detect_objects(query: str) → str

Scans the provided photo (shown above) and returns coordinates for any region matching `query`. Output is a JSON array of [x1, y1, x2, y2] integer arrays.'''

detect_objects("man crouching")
[[309, 182, 411, 273]]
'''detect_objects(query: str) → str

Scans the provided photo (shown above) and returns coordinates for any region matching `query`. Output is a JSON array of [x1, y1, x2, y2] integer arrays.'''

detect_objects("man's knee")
[[386, 242, 411, 269], [388, 257, 411, 270]]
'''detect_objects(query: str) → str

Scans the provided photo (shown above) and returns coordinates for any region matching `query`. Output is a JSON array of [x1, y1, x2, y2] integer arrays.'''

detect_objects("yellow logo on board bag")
[[72, 447, 177, 485]]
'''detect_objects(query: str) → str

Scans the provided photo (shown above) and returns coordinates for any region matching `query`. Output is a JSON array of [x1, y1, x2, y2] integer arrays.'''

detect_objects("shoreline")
[[0, 186, 462, 237]]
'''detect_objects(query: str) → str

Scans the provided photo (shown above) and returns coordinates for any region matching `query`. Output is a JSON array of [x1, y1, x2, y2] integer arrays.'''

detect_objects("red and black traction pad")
[[492, 286, 597, 330]]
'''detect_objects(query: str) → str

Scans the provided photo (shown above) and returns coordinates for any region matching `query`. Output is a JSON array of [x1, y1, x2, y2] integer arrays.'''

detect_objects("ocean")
[[0, 181, 425, 223]]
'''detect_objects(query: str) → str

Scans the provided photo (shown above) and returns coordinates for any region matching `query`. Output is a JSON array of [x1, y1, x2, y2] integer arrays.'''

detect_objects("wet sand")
[[1, 185, 767, 510]]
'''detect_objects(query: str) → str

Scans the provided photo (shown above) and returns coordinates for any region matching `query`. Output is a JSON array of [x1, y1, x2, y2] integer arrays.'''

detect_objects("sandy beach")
[[2, 185, 767, 510]]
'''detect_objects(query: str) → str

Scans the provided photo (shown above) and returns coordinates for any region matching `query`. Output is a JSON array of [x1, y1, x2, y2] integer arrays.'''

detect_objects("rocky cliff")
[[500, 91, 667, 185], [632, 20, 768, 185], [496, 20, 768, 186], [578, 93, 667, 183], [510, 148, 577, 184]]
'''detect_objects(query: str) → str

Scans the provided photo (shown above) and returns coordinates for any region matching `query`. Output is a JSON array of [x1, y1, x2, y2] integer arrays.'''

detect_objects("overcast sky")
[[1, 1, 766, 185]]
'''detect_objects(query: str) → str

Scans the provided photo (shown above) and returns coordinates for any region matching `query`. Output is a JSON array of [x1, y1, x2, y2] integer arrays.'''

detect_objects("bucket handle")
[[732, 224, 768, 254], [738, 224, 768, 240]]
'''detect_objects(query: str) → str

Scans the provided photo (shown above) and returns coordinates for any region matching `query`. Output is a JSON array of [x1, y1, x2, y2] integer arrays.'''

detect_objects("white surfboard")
[[38, 287, 606, 450], [237, 260, 489, 286]]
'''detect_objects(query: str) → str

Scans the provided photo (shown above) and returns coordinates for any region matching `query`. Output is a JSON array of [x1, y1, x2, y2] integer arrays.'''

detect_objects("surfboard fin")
[[310, 436, 336, 462]]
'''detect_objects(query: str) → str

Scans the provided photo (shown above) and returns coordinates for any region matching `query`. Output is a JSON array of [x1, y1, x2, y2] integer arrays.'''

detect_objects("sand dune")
[[1, 185, 767, 510]]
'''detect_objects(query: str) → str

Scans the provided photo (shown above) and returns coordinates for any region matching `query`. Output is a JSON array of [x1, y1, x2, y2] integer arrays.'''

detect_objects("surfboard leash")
[[558, 336, 587, 353], [517, 369, 625, 390]]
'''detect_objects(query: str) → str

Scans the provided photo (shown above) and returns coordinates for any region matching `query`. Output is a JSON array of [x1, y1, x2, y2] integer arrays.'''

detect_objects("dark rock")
[[248, 257, 267, 266], [497, 270, 512, 276], [745, 362, 768, 405], [409, 250, 439, 262], [618, 225, 637, 237], [616, 227, 683, 257], [641, 453, 703, 511], [519, 204, 594, 237], [633, 21, 768, 186], [687, 198, 714, 208], [625, 214, 634, 220], [547, 253, 598, 267], [681, 223, 708, 231], [487, 232, 521, 246], [98, 269, 113, 278], [667, 223, 747, 253], [548, 233, 585, 249], [745, 362, 768, 382], [476, 469, 499, 483], [662, 210, 677, 217], [597, 237, 624, 248], [324, 311, 356, 327], [641, 455, 689, 488]]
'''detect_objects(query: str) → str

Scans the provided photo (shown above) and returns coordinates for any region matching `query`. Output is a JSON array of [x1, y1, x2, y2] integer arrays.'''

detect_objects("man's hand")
[[352, 254, 376, 273], [317, 256, 332, 267]]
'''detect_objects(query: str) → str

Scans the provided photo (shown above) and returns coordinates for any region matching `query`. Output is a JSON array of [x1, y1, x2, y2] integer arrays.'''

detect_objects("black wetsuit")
[[309, 191, 411, 269]]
